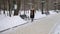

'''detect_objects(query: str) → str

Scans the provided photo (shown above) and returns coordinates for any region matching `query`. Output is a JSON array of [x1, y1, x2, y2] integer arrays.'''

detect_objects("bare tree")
[[45, 0, 49, 15], [7, 0, 13, 17], [7, 0, 10, 17], [0, 1, 1, 14], [3, 0, 5, 14], [14, 0, 21, 16], [6, 0, 9, 16], [41, 0, 45, 14]]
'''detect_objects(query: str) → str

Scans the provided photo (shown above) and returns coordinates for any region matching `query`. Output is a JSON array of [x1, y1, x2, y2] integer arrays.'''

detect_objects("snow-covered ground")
[[54, 26, 60, 34], [52, 23, 60, 34], [0, 10, 27, 31], [0, 10, 59, 31]]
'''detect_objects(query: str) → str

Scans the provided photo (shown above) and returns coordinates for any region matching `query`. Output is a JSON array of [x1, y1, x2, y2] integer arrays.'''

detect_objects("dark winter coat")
[[30, 9, 35, 18]]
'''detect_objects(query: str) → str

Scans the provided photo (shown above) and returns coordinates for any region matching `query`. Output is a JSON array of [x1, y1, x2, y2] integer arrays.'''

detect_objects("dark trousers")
[[30, 15, 34, 22]]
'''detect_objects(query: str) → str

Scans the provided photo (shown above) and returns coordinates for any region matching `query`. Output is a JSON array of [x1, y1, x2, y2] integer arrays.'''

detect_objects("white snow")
[[0, 10, 27, 31], [34, 10, 46, 19], [53, 23, 60, 34], [49, 10, 57, 14], [0, 16, 27, 31], [0, 10, 59, 31]]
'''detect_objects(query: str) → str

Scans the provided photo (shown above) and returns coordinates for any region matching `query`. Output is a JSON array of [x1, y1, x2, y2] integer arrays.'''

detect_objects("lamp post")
[[41, 0, 45, 14]]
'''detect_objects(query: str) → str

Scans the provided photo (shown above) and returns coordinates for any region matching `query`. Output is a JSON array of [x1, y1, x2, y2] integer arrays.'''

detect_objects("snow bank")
[[0, 11, 27, 31]]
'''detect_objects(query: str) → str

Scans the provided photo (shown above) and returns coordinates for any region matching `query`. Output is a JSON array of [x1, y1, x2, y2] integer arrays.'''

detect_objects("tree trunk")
[[14, 0, 21, 16], [8, 0, 11, 17], [3, 0, 5, 14], [0, 3, 1, 14], [45, 0, 49, 15]]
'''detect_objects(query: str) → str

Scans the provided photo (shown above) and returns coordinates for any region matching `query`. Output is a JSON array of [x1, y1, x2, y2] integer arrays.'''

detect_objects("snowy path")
[[0, 10, 59, 33], [51, 22, 60, 34], [0, 11, 60, 34]]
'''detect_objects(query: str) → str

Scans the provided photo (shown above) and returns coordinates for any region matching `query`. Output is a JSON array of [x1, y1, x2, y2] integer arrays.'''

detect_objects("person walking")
[[30, 8, 35, 22]]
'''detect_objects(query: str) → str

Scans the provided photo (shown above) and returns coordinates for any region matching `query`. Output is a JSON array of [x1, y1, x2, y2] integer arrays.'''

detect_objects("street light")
[[41, 0, 45, 14]]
